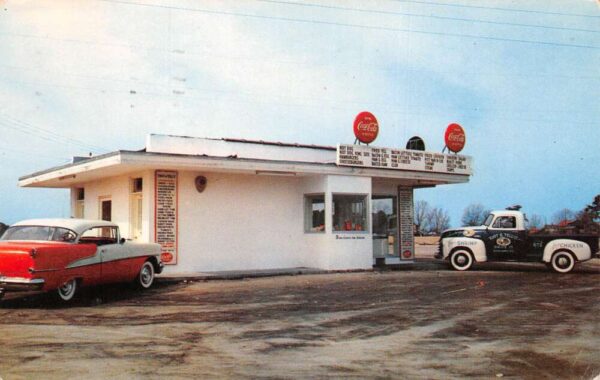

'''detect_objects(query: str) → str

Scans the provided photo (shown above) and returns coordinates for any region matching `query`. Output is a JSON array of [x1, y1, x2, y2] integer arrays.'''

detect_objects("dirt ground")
[[1, 259, 599, 379]]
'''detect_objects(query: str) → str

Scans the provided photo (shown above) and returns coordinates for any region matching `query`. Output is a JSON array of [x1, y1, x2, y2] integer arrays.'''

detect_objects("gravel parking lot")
[[1, 258, 599, 379]]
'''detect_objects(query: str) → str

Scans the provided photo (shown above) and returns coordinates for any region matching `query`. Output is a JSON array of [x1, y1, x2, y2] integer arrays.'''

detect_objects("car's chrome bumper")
[[0, 277, 45, 292]]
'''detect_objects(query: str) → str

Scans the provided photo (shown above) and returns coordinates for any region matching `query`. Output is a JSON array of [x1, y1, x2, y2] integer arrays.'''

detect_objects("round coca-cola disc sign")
[[444, 123, 466, 153], [353, 111, 379, 144]]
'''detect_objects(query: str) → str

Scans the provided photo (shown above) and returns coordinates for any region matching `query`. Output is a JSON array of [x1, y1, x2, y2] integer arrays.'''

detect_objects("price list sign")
[[398, 187, 414, 260], [336, 144, 472, 175], [155, 171, 178, 265]]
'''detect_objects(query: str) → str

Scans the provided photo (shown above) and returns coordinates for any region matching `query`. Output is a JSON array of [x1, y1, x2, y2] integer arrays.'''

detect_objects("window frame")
[[130, 177, 144, 240], [304, 193, 326, 234], [74, 188, 85, 219]]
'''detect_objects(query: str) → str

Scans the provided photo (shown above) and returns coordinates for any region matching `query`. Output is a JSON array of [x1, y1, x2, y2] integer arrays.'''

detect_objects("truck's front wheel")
[[550, 251, 575, 274], [450, 250, 474, 271]]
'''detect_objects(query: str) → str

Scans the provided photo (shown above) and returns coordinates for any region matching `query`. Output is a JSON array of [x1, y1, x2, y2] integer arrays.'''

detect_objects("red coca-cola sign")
[[161, 252, 174, 263], [353, 111, 379, 144], [444, 123, 466, 153]]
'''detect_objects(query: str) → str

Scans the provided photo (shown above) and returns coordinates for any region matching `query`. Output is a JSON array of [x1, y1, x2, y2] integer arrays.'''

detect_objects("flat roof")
[[19, 134, 472, 188]]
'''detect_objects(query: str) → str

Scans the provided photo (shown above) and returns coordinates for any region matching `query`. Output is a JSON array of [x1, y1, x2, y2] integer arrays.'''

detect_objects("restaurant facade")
[[19, 133, 472, 274]]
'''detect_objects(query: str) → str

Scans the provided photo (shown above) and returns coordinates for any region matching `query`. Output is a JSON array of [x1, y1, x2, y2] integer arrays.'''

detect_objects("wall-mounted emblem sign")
[[444, 123, 466, 153], [353, 111, 379, 144], [195, 175, 207, 193]]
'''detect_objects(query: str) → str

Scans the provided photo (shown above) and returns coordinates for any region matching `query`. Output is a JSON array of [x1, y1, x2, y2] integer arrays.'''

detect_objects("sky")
[[0, 0, 599, 226]]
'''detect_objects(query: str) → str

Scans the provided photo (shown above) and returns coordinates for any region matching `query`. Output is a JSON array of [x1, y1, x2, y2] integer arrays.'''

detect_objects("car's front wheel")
[[450, 250, 474, 271], [56, 279, 78, 302], [136, 261, 155, 289]]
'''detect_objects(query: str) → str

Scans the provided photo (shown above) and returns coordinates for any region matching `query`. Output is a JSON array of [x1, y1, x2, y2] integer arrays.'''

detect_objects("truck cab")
[[479, 210, 529, 262], [438, 209, 599, 273]]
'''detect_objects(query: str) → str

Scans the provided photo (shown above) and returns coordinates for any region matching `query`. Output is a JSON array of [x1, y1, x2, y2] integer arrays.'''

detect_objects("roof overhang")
[[19, 150, 470, 188]]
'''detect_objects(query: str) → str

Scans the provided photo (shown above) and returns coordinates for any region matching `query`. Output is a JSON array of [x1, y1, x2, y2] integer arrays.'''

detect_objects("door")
[[81, 226, 132, 283], [485, 215, 523, 261], [101, 199, 112, 221], [372, 196, 398, 262]]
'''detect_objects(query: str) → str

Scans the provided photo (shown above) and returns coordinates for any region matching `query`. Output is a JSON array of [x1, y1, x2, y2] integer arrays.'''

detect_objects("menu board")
[[155, 171, 178, 265], [398, 187, 414, 260], [336, 144, 472, 175]]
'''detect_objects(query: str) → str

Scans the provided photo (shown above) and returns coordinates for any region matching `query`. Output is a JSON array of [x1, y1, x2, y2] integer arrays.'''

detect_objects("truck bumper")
[[0, 277, 45, 292]]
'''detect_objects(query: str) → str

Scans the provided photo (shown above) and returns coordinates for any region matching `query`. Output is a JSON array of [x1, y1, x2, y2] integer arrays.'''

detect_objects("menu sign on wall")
[[398, 187, 414, 260], [336, 144, 472, 175], [155, 170, 178, 265]]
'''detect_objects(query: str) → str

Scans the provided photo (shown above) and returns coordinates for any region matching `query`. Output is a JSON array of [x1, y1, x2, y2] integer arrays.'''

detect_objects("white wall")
[[73, 170, 376, 274], [174, 172, 310, 272]]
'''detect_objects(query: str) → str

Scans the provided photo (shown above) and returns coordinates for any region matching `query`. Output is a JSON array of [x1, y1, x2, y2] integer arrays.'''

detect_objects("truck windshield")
[[0, 226, 77, 242], [483, 214, 494, 227]]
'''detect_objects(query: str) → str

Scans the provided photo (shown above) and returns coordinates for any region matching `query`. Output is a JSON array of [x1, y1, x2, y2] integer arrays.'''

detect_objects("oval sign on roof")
[[445, 123, 466, 153], [353, 111, 379, 144]]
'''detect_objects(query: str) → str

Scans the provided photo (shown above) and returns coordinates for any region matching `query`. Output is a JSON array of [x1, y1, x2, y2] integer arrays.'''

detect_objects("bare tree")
[[461, 203, 490, 226], [552, 208, 575, 224], [414, 200, 430, 235], [427, 207, 451, 235], [527, 214, 544, 229]]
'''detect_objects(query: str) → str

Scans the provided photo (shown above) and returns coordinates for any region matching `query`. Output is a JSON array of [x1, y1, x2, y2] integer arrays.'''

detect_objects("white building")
[[19, 134, 472, 274]]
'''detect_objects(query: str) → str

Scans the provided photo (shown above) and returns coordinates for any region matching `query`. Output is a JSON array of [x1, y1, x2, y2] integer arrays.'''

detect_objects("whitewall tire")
[[450, 250, 474, 271], [550, 251, 575, 274], [137, 261, 155, 289], [57, 279, 78, 302]]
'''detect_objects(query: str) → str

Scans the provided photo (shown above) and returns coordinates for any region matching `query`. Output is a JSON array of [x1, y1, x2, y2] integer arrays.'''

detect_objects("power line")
[[2, 71, 599, 125], [390, 0, 600, 19], [257, 0, 600, 34], [0, 119, 104, 154], [97, 0, 600, 50], [0, 142, 71, 162], [0, 114, 111, 153], [2, 58, 599, 86]]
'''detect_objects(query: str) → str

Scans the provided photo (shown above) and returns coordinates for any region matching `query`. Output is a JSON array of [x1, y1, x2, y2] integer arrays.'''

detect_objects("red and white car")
[[0, 219, 163, 302]]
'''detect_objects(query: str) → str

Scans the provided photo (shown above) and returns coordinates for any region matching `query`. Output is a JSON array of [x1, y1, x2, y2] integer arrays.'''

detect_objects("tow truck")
[[436, 207, 600, 273]]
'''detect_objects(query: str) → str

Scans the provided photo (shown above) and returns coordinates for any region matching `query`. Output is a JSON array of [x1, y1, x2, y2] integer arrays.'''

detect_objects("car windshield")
[[482, 214, 494, 227], [0, 226, 77, 242]]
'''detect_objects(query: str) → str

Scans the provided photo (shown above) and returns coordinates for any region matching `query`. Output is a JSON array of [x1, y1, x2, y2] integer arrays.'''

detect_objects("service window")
[[80, 226, 118, 246], [332, 194, 368, 232], [493, 216, 516, 229], [304, 194, 325, 233]]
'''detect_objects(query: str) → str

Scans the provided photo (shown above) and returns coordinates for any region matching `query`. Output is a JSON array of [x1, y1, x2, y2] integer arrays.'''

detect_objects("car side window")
[[492, 216, 516, 229], [50, 228, 77, 242], [80, 227, 118, 246]]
